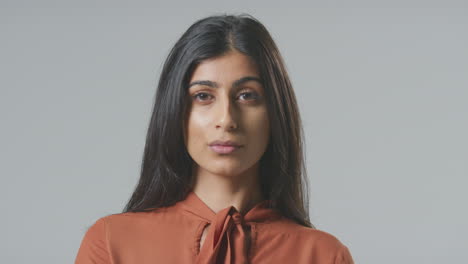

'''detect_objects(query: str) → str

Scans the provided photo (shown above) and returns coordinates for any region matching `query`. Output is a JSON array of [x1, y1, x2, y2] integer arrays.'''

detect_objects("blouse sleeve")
[[334, 244, 355, 264], [75, 217, 112, 264]]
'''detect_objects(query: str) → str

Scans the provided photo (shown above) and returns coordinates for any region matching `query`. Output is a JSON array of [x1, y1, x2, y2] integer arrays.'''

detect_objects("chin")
[[206, 164, 245, 177]]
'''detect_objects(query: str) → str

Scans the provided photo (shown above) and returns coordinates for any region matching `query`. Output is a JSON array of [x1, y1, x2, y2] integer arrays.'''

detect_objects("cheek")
[[186, 110, 210, 147], [249, 109, 269, 136], [243, 108, 270, 154]]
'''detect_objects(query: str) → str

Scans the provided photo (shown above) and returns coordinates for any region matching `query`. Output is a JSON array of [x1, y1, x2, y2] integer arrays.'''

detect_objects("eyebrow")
[[188, 76, 263, 90]]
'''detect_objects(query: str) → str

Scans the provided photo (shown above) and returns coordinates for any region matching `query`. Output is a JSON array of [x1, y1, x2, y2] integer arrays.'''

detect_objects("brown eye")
[[238, 91, 259, 101], [192, 92, 213, 102]]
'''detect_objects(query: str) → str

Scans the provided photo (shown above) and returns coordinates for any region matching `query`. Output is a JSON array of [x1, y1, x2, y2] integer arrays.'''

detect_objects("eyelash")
[[192, 91, 259, 102]]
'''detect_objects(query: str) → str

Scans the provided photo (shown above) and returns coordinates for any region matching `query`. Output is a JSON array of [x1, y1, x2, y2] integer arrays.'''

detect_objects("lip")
[[208, 140, 243, 154], [208, 140, 242, 147], [209, 145, 241, 154]]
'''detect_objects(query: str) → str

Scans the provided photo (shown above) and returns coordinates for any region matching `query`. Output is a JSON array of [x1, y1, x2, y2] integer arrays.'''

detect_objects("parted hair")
[[123, 13, 314, 228]]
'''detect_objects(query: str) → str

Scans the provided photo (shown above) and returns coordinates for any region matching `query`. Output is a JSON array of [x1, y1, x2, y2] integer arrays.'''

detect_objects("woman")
[[75, 14, 354, 264]]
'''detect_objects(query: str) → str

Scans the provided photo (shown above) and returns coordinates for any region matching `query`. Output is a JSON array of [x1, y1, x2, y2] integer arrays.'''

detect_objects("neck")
[[191, 163, 265, 215]]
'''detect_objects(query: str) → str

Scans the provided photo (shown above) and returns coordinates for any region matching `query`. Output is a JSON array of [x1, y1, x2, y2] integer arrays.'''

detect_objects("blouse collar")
[[177, 189, 282, 223], [176, 189, 283, 263]]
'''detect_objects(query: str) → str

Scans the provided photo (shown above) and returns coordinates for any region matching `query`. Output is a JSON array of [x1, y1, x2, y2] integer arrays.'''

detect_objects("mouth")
[[209, 145, 242, 154]]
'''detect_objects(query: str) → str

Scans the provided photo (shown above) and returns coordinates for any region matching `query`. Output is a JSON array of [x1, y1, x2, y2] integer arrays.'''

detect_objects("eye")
[[238, 91, 260, 101], [192, 92, 213, 102]]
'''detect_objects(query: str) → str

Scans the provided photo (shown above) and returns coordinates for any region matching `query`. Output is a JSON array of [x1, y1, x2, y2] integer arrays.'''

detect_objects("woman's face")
[[184, 50, 270, 178]]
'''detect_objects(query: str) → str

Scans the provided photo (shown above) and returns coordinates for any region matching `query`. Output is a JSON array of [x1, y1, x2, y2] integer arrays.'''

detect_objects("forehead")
[[189, 51, 260, 82]]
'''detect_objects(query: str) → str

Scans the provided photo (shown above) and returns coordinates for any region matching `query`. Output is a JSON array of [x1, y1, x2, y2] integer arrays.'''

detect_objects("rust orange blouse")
[[75, 190, 354, 263]]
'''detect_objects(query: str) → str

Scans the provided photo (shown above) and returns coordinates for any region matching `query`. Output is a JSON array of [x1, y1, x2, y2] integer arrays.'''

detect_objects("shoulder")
[[262, 217, 343, 244], [75, 209, 168, 247], [78, 211, 155, 234], [75, 216, 111, 263], [79, 206, 193, 241], [75, 210, 168, 263], [101, 205, 193, 229], [257, 218, 355, 263]]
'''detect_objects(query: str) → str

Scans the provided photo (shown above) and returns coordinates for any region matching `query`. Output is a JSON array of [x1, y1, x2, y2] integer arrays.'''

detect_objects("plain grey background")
[[1, 1, 467, 263]]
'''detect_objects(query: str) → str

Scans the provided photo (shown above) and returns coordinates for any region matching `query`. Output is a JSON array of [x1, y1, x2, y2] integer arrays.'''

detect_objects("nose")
[[215, 94, 238, 131]]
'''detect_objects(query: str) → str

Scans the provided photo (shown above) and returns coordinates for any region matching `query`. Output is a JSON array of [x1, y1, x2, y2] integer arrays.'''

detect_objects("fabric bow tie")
[[178, 191, 282, 264], [196, 206, 249, 264]]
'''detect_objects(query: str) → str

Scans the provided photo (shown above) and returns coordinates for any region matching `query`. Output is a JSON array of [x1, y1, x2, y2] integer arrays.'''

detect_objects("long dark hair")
[[123, 13, 314, 228]]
